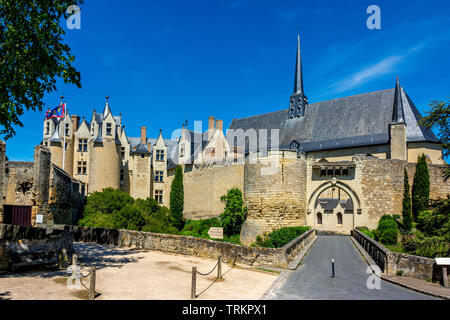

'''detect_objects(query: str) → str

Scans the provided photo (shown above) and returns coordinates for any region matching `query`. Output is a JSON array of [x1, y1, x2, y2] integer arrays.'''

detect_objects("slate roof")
[[228, 87, 439, 153], [317, 198, 354, 211], [128, 136, 179, 168]]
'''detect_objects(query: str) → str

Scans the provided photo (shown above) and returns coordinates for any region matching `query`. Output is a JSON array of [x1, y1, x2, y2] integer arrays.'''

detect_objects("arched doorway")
[[307, 181, 361, 233]]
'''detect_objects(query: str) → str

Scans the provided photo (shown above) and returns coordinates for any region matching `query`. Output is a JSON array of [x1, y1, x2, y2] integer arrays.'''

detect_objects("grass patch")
[[256, 268, 281, 274]]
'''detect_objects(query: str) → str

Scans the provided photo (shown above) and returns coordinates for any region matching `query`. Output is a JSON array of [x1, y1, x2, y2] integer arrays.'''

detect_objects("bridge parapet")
[[351, 229, 389, 273]]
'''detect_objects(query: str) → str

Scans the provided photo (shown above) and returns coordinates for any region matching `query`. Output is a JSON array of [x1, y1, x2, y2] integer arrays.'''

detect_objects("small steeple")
[[392, 76, 405, 124], [103, 95, 111, 118], [293, 34, 304, 95], [289, 34, 308, 119]]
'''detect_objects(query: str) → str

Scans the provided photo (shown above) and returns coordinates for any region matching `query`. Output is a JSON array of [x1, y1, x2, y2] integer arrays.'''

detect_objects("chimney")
[[216, 119, 223, 132], [141, 126, 147, 144], [71, 115, 80, 132], [208, 116, 215, 140]]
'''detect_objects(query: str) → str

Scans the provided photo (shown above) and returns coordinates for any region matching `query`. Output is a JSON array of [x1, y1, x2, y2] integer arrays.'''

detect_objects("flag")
[[46, 103, 65, 120]]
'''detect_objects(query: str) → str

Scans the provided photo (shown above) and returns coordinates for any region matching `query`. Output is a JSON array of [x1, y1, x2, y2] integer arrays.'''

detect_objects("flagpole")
[[61, 96, 66, 171]]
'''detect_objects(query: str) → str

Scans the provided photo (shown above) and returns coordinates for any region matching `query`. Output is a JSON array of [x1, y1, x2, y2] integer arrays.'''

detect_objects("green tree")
[[412, 154, 430, 220], [0, 0, 83, 139], [402, 168, 413, 232], [419, 100, 449, 179], [219, 188, 247, 236], [169, 165, 184, 230]]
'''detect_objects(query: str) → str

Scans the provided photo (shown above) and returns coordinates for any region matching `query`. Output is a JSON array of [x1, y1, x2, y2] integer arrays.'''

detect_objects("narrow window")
[[317, 213, 322, 226], [45, 122, 50, 135], [180, 144, 185, 157], [337, 213, 343, 226], [106, 123, 112, 136], [120, 169, 124, 181], [141, 154, 145, 159], [155, 190, 163, 204], [65, 123, 70, 136], [121, 147, 125, 159], [155, 171, 164, 182], [343, 168, 349, 176], [320, 169, 326, 177], [156, 150, 164, 161], [78, 139, 88, 152]]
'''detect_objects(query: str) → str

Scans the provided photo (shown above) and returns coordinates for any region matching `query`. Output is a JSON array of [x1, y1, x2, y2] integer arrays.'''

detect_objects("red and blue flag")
[[45, 103, 65, 120]]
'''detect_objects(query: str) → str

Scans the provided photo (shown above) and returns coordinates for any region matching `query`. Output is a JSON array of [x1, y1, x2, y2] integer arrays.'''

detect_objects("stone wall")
[[3, 161, 34, 206], [241, 151, 307, 245], [0, 143, 85, 226], [357, 157, 449, 229], [60, 225, 314, 268], [352, 229, 447, 282], [49, 164, 85, 225], [183, 162, 244, 219], [0, 224, 74, 273]]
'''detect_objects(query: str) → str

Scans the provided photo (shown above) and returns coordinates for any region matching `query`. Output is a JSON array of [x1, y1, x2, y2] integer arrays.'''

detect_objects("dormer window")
[[106, 123, 112, 136], [156, 149, 164, 161], [65, 123, 70, 136], [45, 122, 50, 135], [180, 144, 185, 157]]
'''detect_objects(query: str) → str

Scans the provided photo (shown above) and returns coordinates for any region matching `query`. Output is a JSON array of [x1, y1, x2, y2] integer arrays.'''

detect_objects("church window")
[[155, 190, 163, 204], [78, 139, 88, 152], [155, 171, 164, 182], [106, 123, 112, 136], [77, 161, 87, 175], [156, 150, 164, 161]]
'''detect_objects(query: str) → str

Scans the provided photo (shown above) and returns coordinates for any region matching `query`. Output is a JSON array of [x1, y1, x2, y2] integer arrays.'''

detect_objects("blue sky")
[[6, 0, 450, 160]]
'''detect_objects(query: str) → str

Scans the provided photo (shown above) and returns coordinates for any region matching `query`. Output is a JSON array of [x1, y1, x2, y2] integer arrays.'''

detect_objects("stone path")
[[264, 235, 436, 300], [0, 242, 277, 300]]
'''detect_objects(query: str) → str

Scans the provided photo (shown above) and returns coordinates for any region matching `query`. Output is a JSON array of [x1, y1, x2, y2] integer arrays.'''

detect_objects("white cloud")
[[328, 55, 404, 93]]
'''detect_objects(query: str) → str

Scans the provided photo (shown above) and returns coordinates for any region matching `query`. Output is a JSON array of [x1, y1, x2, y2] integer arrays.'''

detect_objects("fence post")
[[89, 266, 96, 300], [232, 254, 237, 266], [191, 266, 197, 299], [217, 256, 222, 279]]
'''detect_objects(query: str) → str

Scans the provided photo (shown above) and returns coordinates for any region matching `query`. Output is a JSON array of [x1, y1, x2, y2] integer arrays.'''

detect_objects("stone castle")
[[40, 36, 448, 244]]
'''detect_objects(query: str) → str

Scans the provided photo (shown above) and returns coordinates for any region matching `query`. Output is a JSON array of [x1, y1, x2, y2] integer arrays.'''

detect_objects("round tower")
[[87, 99, 121, 193]]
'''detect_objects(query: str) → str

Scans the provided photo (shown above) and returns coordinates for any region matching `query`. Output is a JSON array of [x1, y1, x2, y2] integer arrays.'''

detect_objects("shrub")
[[412, 154, 430, 220], [257, 226, 310, 248], [401, 168, 413, 231], [396, 270, 404, 276], [219, 188, 247, 236], [180, 218, 221, 238], [170, 165, 185, 230], [357, 226, 375, 239], [414, 237, 450, 258], [416, 197, 450, 237], [375, 215, 399, 245], [380, 228, 398, 245], [401, 236, 417, 253]]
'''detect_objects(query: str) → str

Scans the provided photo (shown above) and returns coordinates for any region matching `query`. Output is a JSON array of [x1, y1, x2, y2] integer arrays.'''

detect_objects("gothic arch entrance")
[[307, 181, 361, 233]]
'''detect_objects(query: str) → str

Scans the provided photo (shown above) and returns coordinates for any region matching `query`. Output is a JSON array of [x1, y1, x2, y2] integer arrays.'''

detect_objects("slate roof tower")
[[289, 34, 308, 119]]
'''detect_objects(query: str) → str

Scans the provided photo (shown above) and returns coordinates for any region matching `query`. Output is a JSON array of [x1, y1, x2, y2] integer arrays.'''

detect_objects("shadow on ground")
[[0, 291, 11, 300], [0, 242, 143, 280]]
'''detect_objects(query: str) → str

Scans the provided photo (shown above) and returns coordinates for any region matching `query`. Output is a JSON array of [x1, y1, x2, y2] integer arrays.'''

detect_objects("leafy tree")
[[412, 154, 430, 220], [81, 188, 134, 217], [169, 165, 184, 230], [416, 196, 450, 237], [419, 100, 449, 179], [0, 0, 83, 139], [401, 168, 413, 232], [219, 188, 247, 236]]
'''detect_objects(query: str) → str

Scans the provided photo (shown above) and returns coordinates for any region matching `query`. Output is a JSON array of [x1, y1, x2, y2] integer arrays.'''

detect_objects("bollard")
[[232, 254, 237, 266], [89, 266, 96, 300], [191, 266, 197, 299], [331, 259, 335, 278], [217, 256, 222, 279]]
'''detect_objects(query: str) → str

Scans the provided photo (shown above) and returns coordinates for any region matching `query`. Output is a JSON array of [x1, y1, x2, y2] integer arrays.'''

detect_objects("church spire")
[[289, 34, 308, 119], [392, 76, 405, 124], [103, 95, 111, 118], [293, 34, 304, 94]]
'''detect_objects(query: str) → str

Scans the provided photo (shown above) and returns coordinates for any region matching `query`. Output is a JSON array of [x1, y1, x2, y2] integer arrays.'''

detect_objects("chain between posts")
[[191, 253, 238, 299]]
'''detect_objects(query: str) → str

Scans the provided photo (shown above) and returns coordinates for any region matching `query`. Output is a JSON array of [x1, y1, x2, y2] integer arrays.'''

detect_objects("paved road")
[[267, 236, 434, 300]]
